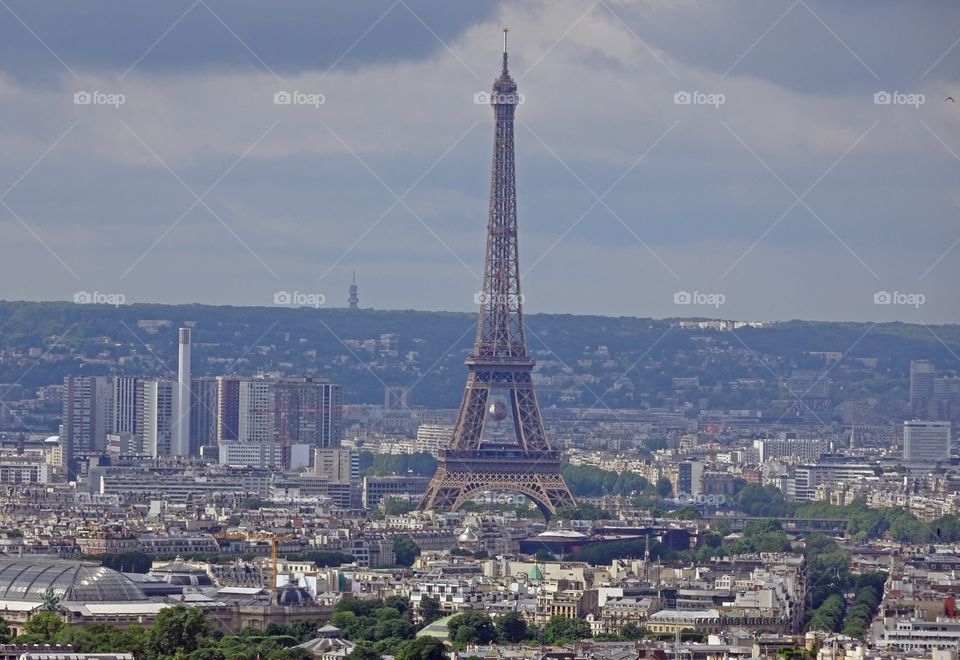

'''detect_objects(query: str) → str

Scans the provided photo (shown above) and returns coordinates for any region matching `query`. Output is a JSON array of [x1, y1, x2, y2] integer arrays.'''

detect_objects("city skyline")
[[0, 1, 956, 322]]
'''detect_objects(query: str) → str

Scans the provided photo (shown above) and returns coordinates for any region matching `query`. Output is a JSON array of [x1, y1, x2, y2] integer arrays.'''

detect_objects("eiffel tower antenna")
[[419, 31, 575, 520]]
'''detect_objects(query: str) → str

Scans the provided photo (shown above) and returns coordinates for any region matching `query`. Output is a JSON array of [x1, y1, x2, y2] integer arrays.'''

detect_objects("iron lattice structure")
[[420, 34, 575, 519]]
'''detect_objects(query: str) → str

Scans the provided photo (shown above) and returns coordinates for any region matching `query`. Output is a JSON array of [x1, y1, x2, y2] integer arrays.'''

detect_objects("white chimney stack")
[[176, 327, 191, 456]]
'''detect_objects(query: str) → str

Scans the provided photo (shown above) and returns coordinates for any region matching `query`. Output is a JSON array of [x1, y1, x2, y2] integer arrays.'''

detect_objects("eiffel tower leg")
[[511, 371, 549, 451], [451, 372, 489, 450]]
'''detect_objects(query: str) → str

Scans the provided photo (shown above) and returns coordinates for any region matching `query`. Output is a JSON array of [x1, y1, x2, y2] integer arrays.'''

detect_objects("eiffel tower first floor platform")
[[419, 446, 575, 520]]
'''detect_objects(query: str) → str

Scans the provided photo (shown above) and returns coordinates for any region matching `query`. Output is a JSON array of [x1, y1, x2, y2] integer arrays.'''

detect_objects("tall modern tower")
[[176, 327, 191, 456], [420, 31, 575, 519]]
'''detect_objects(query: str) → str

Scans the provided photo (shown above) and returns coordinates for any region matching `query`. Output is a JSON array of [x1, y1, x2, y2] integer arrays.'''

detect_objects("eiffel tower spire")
[[420, 31, 575, 519]]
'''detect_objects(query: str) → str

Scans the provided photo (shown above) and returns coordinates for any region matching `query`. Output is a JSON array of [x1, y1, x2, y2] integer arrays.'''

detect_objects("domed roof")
[[273, 583, 313, 607], [0, 558, 146, 602], [149, 558, 214, 586], [458, 526, 479, 543]]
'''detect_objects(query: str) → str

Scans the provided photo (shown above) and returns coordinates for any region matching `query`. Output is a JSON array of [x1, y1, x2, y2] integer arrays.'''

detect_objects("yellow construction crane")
[[215, 532, 294, 590]]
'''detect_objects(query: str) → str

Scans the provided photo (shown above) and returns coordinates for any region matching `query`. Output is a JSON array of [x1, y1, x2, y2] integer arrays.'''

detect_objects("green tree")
[[737, 484, 793, 517], [395, 636, 448, 660], [656, 477, 673, 497], [544, 616, 591, 644], [24, 611, 64, 639], [448, 612, 496, 646], [620, 623, 644, 640], [495, 612, 528, 643], [144, 605, 213, 658], [393, 538, 421, 567], [384, 499, 416, 516], [419, 596, 442, 624], [351, 642, 382, 660]]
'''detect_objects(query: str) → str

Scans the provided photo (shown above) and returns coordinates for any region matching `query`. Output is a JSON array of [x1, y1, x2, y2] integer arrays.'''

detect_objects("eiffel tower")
[[420, 30, 575, 519]]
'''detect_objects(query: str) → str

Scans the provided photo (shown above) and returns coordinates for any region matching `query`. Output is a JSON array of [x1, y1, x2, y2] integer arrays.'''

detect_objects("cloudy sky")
[[0, 0, 958, 322]]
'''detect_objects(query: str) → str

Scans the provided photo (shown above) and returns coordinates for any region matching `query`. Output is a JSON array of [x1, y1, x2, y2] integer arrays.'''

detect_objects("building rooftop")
[[0, 557, 146, 603]]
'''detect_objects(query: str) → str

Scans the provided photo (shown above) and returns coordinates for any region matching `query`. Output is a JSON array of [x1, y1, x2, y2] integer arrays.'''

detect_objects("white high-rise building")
[[140, 380, 177, 457], [238, 379, 275, 445], [62, 376, 111, 457], [175, 327, 191, 456], [111, 376, 138, 435], [314, 447, 358, 483], [753, 437, 831, 463], [903, 420, 952, 465]]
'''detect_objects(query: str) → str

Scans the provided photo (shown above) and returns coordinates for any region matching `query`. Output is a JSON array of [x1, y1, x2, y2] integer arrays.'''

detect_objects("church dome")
[[274, 583, 313, 607]]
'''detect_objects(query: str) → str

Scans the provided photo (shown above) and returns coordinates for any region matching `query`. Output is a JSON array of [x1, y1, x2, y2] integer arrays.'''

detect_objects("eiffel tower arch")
[[420, 30, 575, 520]]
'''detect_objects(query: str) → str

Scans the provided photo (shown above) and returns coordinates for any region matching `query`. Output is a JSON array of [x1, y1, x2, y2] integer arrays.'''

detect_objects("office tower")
[[62, 376, 111, 458], [275, 378, 343, 449], [175, 327, 191, 456], [111, 376, 138, 435], [678, 461, 705, 497], [910, 360, 936, 415], [348, 271, 359, 310], [216, 376, 240, 444], [190, 377, 219, 455], [314, 447, 358, 483], [238, 379, 275, 445], [903, 420, 952, 465], [753, 437, 831, 463], [140, 380, 177, 457]]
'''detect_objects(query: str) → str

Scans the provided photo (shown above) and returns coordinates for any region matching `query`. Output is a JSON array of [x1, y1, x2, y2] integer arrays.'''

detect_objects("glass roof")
[[0, 558, 146, 602]]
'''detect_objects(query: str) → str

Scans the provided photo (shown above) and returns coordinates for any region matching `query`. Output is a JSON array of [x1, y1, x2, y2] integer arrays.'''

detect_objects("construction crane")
[[250, 405, 343, 470], [215, 532, 294, 591]]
